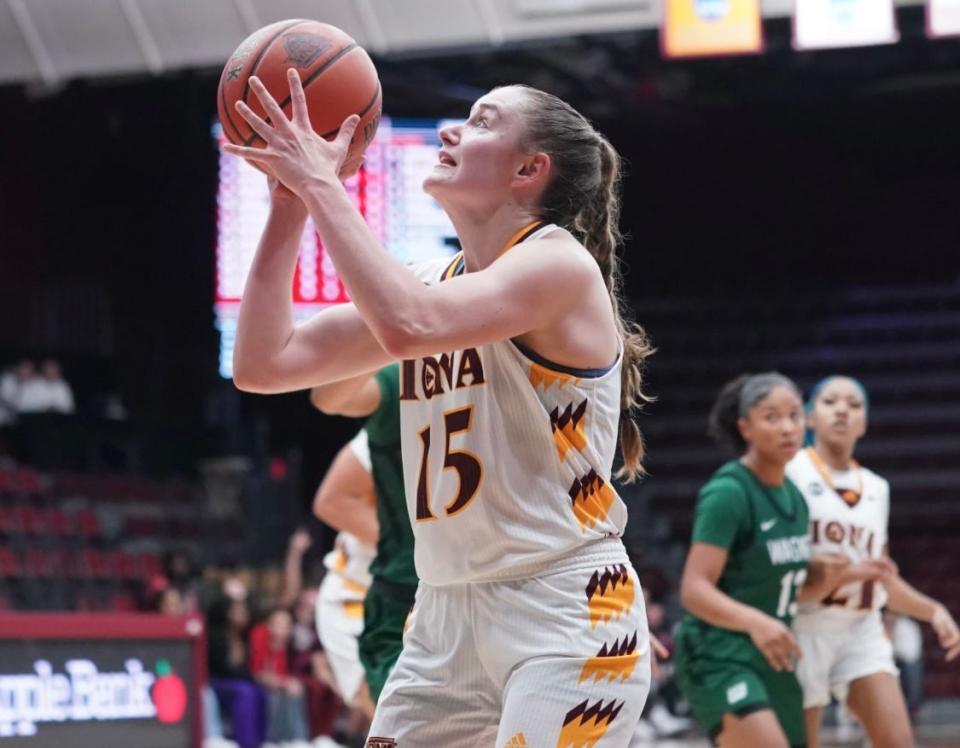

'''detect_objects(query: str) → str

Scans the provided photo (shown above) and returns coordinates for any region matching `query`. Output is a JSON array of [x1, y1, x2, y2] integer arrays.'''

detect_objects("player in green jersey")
[[310, 364, 415, 704], [674, 372, 868, 748]]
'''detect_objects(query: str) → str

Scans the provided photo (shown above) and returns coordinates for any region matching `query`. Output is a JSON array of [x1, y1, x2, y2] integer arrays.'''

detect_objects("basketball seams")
[[274, 43, 359, 113], [318, 82, 381, 140], [241, 42, 361, 147], [222, 19, 305, 146], [241, 20, 311, 115]]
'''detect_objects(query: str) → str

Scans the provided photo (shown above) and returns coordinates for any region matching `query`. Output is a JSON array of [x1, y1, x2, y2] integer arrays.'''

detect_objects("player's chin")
[[422, 170, 454, 196], [779, 441, 800, 456]]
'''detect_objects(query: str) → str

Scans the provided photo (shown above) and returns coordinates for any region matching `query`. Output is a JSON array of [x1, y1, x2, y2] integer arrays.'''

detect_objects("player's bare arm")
[[682, 542, 801, 672], [885, 573, 960, 661], [313, 443, 378, 546], [796, 553, 895, 603], [310, 374, 382, 418]]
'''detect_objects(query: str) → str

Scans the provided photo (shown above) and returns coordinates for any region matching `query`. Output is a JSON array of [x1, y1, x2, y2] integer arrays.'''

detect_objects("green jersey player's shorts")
[[674, 623, 805, 747], [358, 578, 417, 702]]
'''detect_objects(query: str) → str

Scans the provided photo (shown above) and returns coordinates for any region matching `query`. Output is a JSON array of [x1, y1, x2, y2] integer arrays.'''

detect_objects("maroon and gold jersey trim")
[[496, 219, 546, 260], [806, 447, 864, 507], [441, 251, 465, 281]]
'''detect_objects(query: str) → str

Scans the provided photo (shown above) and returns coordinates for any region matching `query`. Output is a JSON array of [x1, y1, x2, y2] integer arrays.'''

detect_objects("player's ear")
[[516, 152, 550, 183], [737, 416, 751, 443]]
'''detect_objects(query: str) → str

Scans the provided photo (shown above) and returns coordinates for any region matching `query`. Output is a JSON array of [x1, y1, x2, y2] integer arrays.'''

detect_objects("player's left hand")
[[223, 69, 360, 191], [931, 604, 960, 662]]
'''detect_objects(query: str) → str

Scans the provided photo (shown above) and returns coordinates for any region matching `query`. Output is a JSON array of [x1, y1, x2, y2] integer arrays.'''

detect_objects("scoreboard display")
[[214, 117, 457, 378]]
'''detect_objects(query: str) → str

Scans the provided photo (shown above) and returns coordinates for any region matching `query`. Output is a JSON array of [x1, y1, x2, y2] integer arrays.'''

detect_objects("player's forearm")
[[797, 560, 843, 603], [885, 575, 938, 622], [681, 576, 768, 634], [313, 491, 379, 546], [301, 178, 431, 356], [281, 548, 305, 609], [233, 203, 307, 389]]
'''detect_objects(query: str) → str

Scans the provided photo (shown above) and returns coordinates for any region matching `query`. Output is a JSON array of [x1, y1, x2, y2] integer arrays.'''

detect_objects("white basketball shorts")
[[366, 539, 651, 747], [795, 610, 898, 709]]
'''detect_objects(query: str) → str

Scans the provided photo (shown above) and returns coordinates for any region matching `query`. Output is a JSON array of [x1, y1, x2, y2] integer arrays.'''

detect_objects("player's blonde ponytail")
[[515, 86, 654, 481]]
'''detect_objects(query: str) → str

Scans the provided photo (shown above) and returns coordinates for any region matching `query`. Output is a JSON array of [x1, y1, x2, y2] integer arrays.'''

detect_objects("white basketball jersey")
[[322, 532, 375, 602], [320, 429, 376, 601], [787, 447, 890, 630], [400, 222, 628, 586]]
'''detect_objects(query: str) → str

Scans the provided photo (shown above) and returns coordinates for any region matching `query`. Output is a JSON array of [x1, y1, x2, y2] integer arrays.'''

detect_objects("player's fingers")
[[222, 142, 269, 159], [287, 68, 311, 129], [770, 653, 790, 672], [763, 645, 788, 672], [940, 627, 960, 648], [222, 143, 276, 170], [334, 114, 361, 150], [235, 100, 277, 143], [945, 642, 960, 662], [248, 76, 293, 133]]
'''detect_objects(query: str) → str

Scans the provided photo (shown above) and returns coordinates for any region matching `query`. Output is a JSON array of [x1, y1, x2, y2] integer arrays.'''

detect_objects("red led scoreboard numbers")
[[214, 118, 457, 377], [0, 613, 205, 747]]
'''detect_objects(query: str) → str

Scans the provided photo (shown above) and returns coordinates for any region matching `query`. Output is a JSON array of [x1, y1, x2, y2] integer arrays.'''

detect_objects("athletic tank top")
[[787, 447, 890, 631], [400, 222, 628, 585]]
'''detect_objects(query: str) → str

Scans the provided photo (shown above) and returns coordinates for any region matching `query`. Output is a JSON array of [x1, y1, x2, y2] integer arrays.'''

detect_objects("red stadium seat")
[[0, 547, 23, 578]]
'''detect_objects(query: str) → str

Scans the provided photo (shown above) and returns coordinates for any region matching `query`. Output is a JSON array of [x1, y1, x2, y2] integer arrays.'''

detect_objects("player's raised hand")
[[650, 632, 670, 678], [747, 613, 801, 672], [931, 604, 960, 662], [223, 69, 360, 190], [288, 527, 313, 555]]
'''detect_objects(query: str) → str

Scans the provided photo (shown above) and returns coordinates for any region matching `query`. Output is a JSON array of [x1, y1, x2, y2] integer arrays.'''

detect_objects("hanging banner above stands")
[[928, 0, 960, 37], [794, 0, 899, 50], [661, 0, 764, 58]]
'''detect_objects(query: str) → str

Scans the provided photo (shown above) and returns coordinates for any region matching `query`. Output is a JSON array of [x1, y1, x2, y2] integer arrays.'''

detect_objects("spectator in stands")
[[0, 363, 17, 429], [290, 586, 343, 740], [207, 592, 266, 748], [249, 606, 309, 744], [163, 547, 200, 614], [0, 359, 36, 415], [17, 359, 73, 414], [281, 529, 343, 740]]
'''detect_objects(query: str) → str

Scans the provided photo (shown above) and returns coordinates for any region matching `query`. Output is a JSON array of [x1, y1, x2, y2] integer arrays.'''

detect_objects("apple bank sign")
[[0, 658, 186, 737]]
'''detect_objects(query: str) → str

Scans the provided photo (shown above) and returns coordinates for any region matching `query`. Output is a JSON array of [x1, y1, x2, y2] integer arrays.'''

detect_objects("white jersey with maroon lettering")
[[787, 447, 890, 632], [401, 223, 628, 586]]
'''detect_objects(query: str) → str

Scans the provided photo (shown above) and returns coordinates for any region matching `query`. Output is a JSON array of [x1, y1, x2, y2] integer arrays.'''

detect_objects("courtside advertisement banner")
[[661, 0, 763, 59], [927, 0, 960, 37], [0, 614, 204, 747], [793, 0, 899, 50]]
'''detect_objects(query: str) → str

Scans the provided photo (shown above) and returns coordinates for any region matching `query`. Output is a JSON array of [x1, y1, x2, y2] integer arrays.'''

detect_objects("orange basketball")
[[217, 20, 382, 174]]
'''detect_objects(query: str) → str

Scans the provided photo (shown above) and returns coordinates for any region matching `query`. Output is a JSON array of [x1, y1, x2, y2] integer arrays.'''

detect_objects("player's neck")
[[813, 440, 854, 471], [448, 204, 541, 272], [740, 451, 786, 487]]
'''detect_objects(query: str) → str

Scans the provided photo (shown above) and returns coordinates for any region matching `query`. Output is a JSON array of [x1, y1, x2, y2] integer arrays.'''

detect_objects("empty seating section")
[[0, 466, 237, 612], [635, 281, 960, 697]]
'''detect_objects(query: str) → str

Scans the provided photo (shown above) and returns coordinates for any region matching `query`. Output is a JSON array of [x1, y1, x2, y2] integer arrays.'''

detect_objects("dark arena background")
[[1, 2, 959, 746]]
